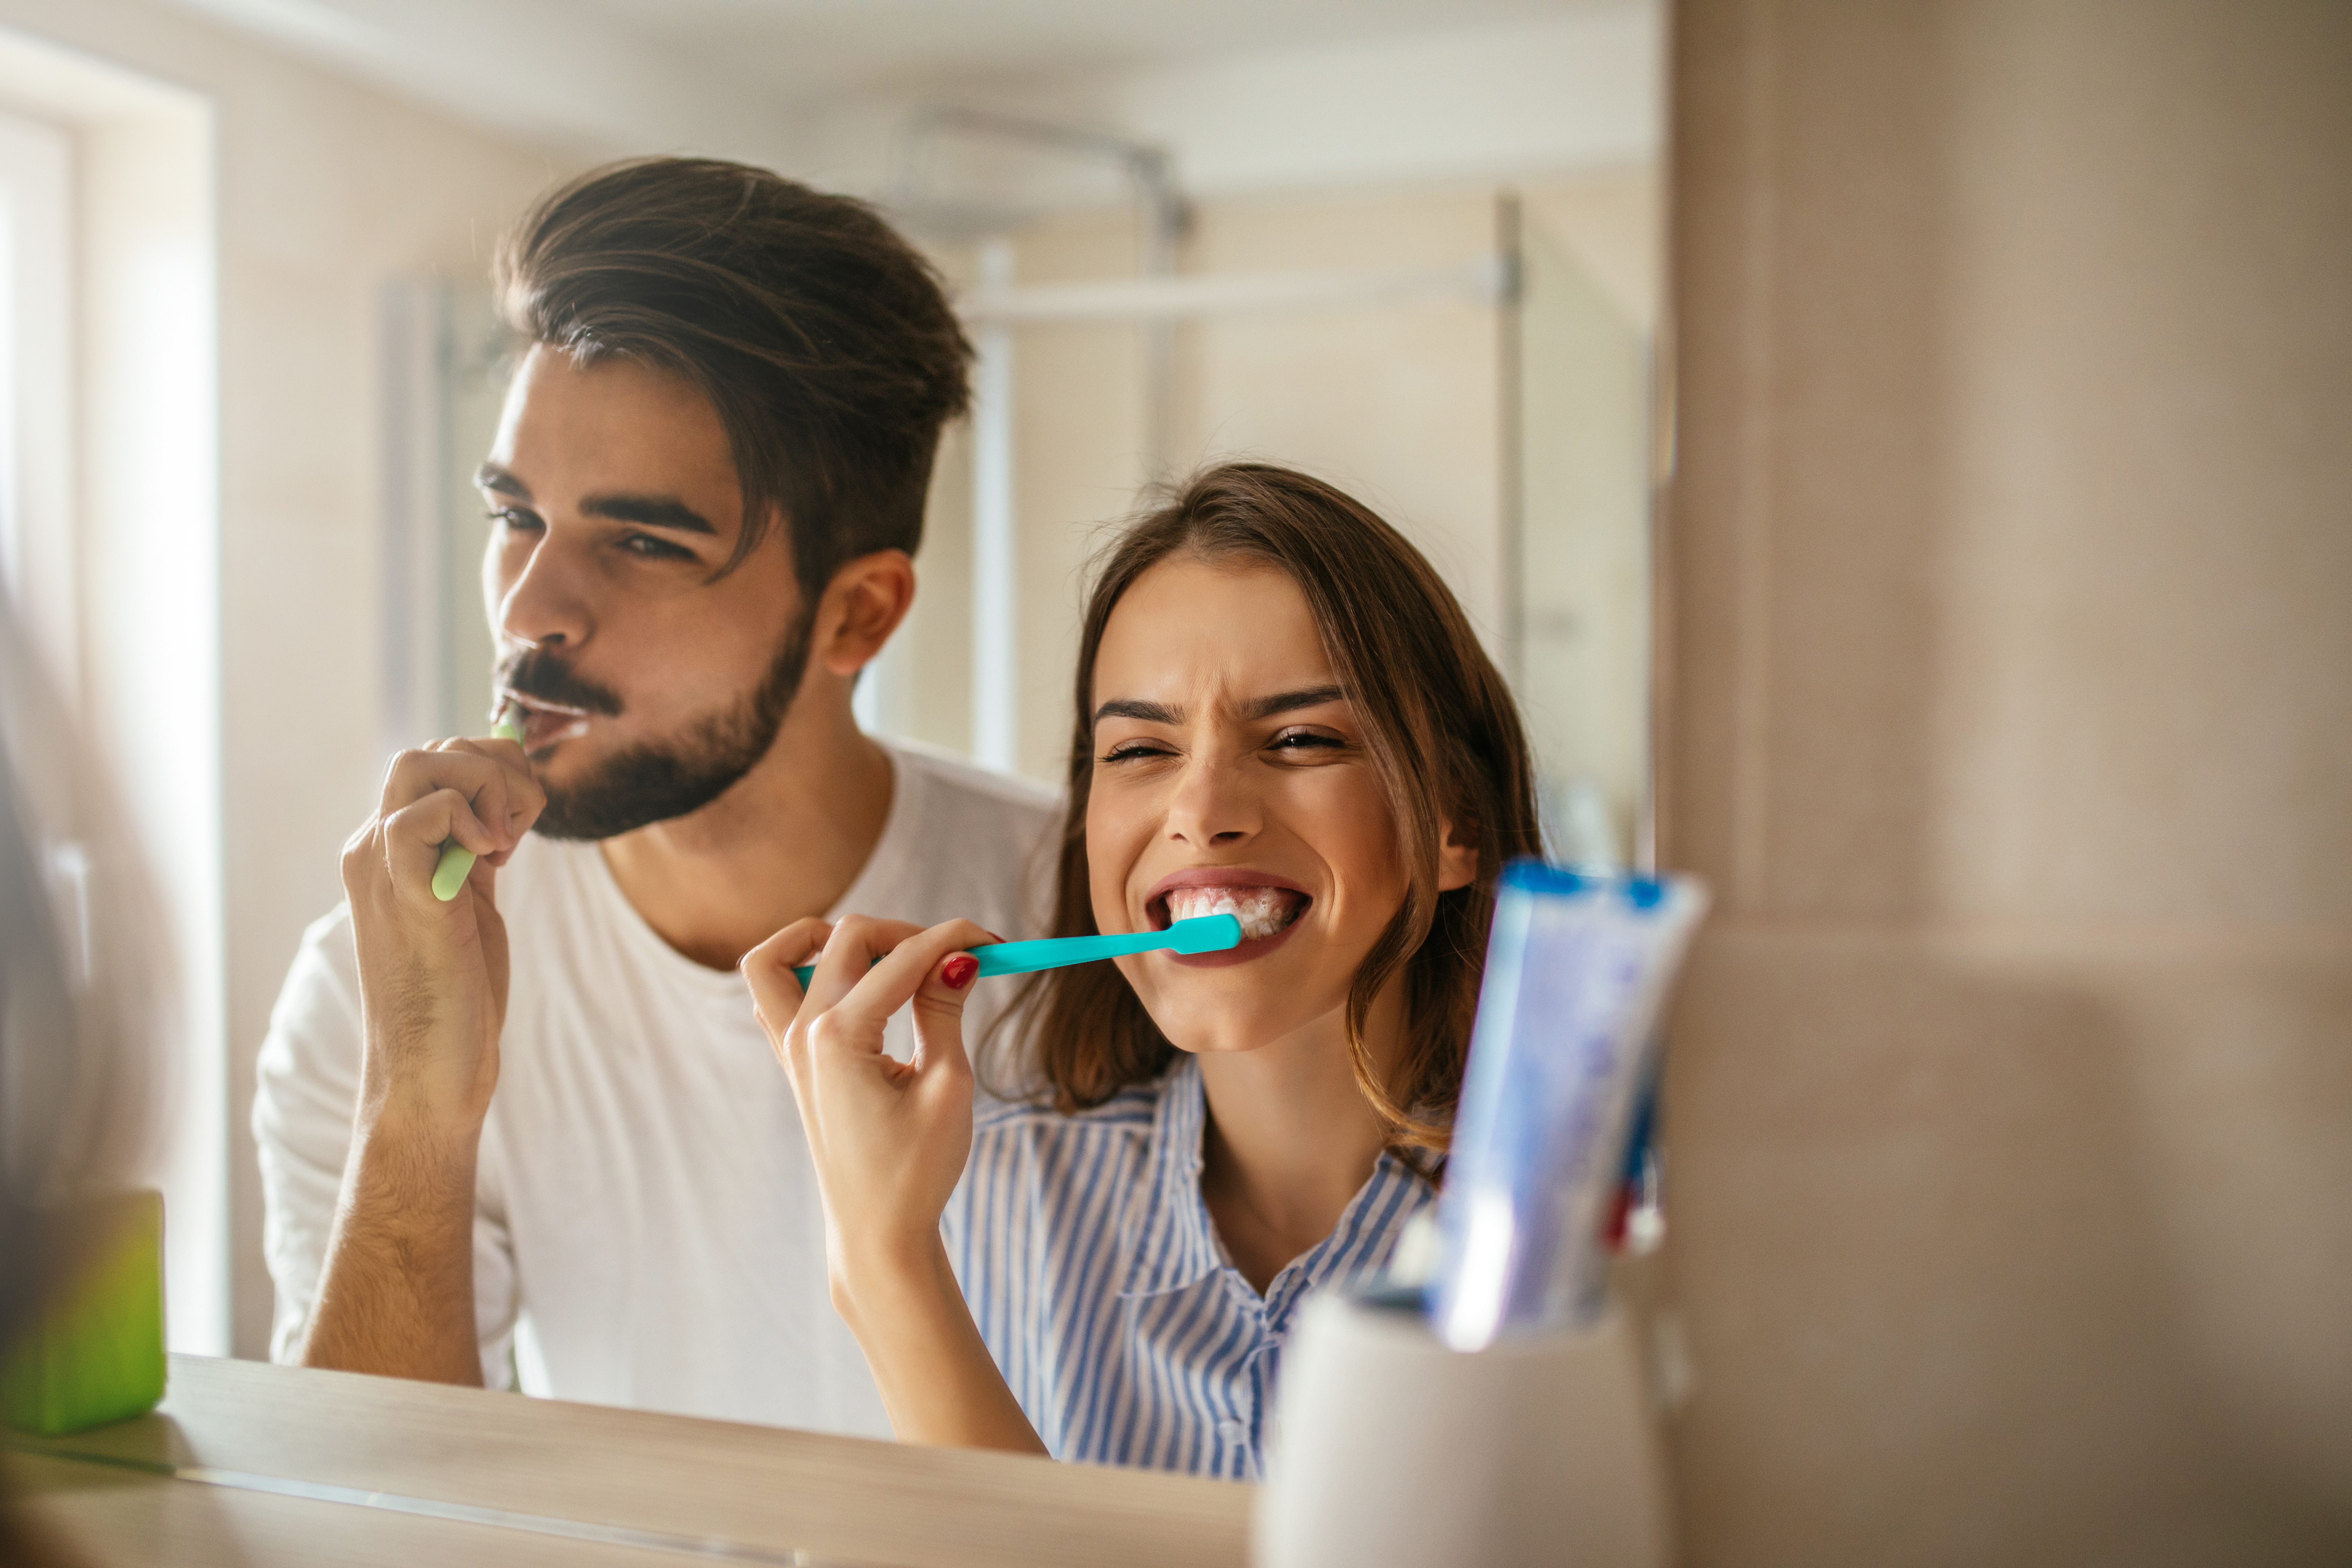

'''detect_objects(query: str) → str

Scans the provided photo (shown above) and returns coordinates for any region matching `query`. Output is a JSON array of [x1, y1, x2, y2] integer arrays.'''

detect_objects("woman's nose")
[[1165, 753, 1261, 848]]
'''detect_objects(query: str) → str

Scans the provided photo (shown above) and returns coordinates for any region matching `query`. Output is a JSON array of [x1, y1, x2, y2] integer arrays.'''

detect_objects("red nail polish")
[[941, 954, 979, 990]]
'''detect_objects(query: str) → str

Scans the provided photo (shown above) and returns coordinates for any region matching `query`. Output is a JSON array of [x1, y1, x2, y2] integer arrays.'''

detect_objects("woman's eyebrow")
[[1092, 688, 1345, 726], [1242, 685, 1345, 719], [1094, 697, 1181, 724]]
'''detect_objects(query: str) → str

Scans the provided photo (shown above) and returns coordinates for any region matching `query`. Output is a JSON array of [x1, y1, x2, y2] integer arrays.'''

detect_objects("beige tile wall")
[[1659, 1, 2352, 1562]]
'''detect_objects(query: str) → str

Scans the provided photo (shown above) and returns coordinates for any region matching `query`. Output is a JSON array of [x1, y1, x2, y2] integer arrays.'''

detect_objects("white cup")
[[1255, 1293, 1674, 1568]]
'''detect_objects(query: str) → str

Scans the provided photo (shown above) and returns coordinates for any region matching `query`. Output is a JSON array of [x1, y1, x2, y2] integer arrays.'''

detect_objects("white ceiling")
[[162, 0, 1659, 197], [567, 0, 1619, 98]]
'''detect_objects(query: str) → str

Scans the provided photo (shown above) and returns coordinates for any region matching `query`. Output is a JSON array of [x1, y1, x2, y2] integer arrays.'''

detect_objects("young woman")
[[743, 463, 1540, 1479]]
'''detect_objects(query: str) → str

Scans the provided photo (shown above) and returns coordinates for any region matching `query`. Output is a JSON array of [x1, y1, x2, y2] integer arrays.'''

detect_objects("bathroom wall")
[[876, 166, 1661, 788], [0, 0, 571, 1358], [1659, 1, 2352, 1561]]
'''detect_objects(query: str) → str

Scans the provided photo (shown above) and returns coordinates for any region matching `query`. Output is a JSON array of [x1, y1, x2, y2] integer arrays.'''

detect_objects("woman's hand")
[[741, 913, 1046, 1457], [741, 915, 994, 1315]]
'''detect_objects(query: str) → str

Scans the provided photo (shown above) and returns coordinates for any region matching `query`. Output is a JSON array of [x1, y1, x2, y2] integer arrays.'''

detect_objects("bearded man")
[[254, 159, 1053, 1434]]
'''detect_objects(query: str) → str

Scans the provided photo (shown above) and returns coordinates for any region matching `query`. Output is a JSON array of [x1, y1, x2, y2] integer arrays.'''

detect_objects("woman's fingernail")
[[941, 954, 979, 990]]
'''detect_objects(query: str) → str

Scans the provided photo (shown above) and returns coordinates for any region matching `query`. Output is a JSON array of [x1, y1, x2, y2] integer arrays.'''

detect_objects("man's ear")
[[815, 550, 916, 677], [1436, 815, 1480, 893]]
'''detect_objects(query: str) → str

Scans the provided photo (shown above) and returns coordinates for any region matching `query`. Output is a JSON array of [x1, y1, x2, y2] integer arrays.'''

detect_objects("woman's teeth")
[[1165, 886, 1304, 940]]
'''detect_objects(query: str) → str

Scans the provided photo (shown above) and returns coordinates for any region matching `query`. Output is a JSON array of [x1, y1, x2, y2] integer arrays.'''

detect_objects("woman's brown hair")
[[1003, 463, 1542, 1153]]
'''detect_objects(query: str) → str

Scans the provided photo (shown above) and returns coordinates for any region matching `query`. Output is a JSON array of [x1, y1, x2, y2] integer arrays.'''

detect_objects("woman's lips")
[[1142, 871, 1312, 968], [1168, 917, 1303, 969]]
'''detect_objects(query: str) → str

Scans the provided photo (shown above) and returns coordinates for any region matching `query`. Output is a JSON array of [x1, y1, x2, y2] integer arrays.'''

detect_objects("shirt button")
[[1216, 1419, 1250, 1445]]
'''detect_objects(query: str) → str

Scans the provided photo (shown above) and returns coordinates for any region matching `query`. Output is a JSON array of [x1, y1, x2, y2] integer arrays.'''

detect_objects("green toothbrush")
[[790, 913, 1244, 987], [429, 699, 528, 902]]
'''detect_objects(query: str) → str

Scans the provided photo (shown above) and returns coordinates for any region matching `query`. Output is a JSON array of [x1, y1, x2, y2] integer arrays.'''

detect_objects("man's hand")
[[301, 734, 543, 1384], [340, 736, 543, 1135]]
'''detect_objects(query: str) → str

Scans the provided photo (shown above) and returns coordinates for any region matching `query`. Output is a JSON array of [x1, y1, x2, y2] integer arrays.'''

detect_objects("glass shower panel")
[[1512, 219, 1651, 869], [382, 275, 509, 749], [438, 285, 507, 740]]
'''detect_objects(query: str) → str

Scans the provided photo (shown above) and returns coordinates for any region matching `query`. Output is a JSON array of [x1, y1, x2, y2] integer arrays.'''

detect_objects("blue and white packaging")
[[1431, 862, 1708, 1352]]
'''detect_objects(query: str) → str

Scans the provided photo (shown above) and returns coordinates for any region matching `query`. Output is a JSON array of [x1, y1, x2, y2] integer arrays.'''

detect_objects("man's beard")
[[513, 610, 816, 842]]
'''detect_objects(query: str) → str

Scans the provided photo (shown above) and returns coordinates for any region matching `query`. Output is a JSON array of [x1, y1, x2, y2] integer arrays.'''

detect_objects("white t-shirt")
[[252, 740, 1058, 1435]]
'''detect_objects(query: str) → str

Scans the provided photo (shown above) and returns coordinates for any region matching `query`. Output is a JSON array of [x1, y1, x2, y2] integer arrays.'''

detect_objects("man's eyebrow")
[[1093, 698, 1181, 725], [1243, 685, 1346, 720], [475, 463, 530, 500], [579, 492, 718, 536]]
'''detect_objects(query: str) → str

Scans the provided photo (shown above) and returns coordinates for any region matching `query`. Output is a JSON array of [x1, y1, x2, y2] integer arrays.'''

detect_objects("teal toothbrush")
[[790, 913, 1244, 988], [429, 699, 528, 902]]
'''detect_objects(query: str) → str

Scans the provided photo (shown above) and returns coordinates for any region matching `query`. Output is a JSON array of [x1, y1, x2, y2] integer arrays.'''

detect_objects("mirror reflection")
[[19, 5, 2344, 1565], [1, 0, 1664, 1559]]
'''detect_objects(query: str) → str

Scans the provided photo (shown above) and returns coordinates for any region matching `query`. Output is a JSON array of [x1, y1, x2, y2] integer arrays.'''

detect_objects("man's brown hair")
[[1000, 463, 1543, 1154], [494, 157, 972, 595]]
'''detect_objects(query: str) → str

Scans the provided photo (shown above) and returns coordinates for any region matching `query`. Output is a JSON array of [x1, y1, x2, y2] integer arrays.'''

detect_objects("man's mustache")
[[497, 651, 624, 718]]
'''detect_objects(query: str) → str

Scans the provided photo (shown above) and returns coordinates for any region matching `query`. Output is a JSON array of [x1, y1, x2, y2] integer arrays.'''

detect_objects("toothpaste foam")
[[1166, 885, 1302, 940]]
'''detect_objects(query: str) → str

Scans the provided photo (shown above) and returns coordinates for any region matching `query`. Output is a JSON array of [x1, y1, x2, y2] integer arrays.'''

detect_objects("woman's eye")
[[1268, 729, 1346, 754], [1100, 741, 1176, 764]]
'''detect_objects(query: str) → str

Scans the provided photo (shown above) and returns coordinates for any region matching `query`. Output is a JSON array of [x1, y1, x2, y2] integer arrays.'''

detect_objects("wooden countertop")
[[4, 1354, 1253, 1567]]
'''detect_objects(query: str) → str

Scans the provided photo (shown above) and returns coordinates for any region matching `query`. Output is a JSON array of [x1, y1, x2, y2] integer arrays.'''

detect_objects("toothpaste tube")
[[1431, 861, 1708, 1351]]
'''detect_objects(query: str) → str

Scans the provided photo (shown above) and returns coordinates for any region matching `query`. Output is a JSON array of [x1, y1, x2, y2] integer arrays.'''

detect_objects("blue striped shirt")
[[943, 1055, 1435, 1479]]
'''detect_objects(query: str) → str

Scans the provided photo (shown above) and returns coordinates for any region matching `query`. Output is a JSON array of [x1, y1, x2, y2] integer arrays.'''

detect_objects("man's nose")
[[491, 531, 592, 652], [1165, 752, 1261, 849]]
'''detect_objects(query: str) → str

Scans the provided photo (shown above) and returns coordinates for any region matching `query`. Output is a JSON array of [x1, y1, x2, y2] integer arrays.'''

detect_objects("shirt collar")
[[1263, 1149, 1432, 1324], [1120, 1055, 1438, 1309], [1121, 1055, 1223, 1298]]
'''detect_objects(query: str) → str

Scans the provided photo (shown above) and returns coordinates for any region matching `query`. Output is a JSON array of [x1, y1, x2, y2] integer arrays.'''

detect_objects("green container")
[[2, 1188, 167, 1434]]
